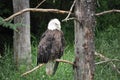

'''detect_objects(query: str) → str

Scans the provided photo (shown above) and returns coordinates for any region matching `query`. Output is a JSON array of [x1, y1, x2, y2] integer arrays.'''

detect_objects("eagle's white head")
[[48, 18, 61, 31]]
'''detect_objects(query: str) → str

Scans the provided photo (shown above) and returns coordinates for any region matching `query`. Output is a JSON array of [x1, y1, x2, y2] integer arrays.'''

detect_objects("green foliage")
[[0, 17, 25, 31], [95, 25, 120, 80], [0, 25, 120, 80], [96, 0, 120, 31], [0, 43, 74, 80], [0, 45, 17, 80], [0, 0, 120, 80], [62, 21, 74, 44]]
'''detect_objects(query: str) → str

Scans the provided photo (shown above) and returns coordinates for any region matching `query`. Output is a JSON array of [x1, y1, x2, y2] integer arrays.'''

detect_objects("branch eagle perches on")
[[21, 59, 75, 76], [21, 52, 120, 77]]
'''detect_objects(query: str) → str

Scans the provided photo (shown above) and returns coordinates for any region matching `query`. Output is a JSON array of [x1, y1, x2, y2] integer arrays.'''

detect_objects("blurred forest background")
[[0, 0, 120, 80]]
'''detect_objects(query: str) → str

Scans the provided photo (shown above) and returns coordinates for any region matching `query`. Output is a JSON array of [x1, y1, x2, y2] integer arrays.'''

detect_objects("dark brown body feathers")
[[37, 29, 65, 65]]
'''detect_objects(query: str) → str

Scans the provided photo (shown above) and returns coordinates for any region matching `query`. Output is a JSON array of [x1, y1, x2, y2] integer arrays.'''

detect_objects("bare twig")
[[95, 52, 109, 60], [62, 17, 76, 22], [95, 59, 120, 65], [35, 0, 46, 8], [4, 8, 70, 21], [21, 52, 120, 77], [63, 0, 76, 22], [21, 59, 74, 77], [55, 59, 74, 65], [0, 55, 1, 58], [21, 64, 44, 76], [96, 0, 100, 7], [95, 9, 120, 16], [110, 62, 120, 74], [95, 52, 120, 74]]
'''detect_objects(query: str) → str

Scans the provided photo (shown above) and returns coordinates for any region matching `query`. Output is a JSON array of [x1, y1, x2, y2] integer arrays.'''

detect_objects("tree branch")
[[21, 52, 120, 77], [21, 59, 74, 77], [95, 59, 120, 65], [4, 8, 120, 22], [95, 9, 120, 16], [55, 59, 74, 65], [95, 52, 120, 74], [0, 54, 1, 58], [95, 52, 109, 60], [4, 8, 70, 21], [62, 17, 76, 22], [21, 64, 44, 76], [63, 0, 76, 22], [35, 0, 46, 8]]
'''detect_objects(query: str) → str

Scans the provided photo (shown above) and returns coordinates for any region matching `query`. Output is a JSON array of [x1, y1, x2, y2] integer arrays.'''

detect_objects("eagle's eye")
[[55, 23, 58, 25]]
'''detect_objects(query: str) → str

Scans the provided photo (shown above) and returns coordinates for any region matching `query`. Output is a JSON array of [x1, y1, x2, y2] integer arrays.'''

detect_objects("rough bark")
[[13, 0, 31, 67], [74, 0, 95, 80]]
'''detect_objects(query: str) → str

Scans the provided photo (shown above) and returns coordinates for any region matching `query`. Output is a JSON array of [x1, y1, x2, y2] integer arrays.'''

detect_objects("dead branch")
[[95, 51, 120, 74], [95, 9, 120, 16], [21, 59, 74, 77], [35, 0, 46, 8], [4, 8, 70, 21], [95, 52, 109, 60], [4, 7, 120, 22], [96, 0, 100, 7], [0, 55, 1, 58], [62, 17, 76, 22], [63, 0, 76, 21], [21, 52, 120, 77], [95, 59, 120, 65], [110, 62, 120, 74], [55, 59, 74, 65], [21, 64, 44, 76]]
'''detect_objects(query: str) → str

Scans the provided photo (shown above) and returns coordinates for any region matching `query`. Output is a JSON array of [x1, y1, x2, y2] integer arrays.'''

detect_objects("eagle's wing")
[[37, 30, 53, 65], [37, 30, 65, 75], [52, 30, 65, 75]]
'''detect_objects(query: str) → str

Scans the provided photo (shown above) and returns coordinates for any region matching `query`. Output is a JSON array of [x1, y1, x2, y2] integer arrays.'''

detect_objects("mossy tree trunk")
[[13, 0, 31, 68], [74, 0, 96, 80]]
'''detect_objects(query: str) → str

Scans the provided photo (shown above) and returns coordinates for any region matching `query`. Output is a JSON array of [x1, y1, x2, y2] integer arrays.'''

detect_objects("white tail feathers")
[[46, 61, 55, 75]]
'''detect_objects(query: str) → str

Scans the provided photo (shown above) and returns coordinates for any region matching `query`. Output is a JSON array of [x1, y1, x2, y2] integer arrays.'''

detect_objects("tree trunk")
[[13, 0, 31, 67], [74, 0, 95, 80]]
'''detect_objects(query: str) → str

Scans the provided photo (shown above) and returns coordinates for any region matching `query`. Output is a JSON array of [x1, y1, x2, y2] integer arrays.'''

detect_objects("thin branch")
[[63, 0, 76, 22], [95, 52, 109, 60], [4, 8, 70, 21], [110, 62, 120, 74], [35, 0, 46, 8], [21, 59, 74, 77], [95, 9, 120, 16], [3, 8, 120, 22], [96, 0, 100, 7], [95, 59, 120, 65], [0, 55, 1, 58], [21, 64, 44, 77], [21, 52, 120, 77], [95, 51, 120, 74], [55, 59, 74, 65], [62, 17, 76, 22]]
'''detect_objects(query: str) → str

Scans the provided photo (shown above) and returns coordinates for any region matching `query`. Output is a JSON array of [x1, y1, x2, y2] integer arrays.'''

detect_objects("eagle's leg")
[[46, 61, 55, 75], [53, 61, 59, 75]]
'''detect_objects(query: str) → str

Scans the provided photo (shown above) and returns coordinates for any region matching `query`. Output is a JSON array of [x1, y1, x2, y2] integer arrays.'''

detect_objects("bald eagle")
[[37, 18, 65, 75]]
